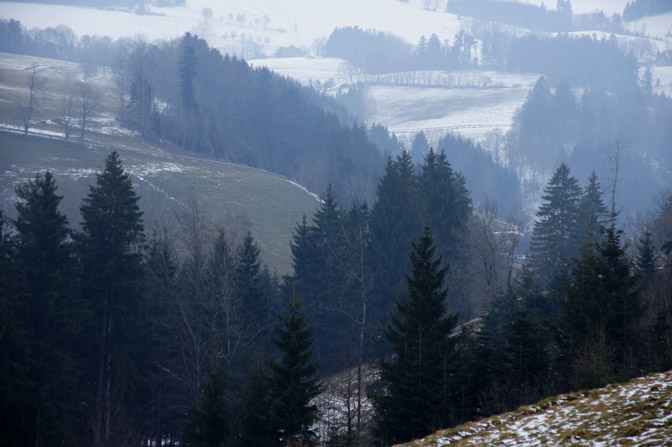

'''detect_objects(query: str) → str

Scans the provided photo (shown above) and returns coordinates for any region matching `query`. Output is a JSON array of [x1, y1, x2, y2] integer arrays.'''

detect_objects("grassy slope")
[[0, 131, 320, 274], [396, 371, 672, 447], [0, 53, 320, 274]]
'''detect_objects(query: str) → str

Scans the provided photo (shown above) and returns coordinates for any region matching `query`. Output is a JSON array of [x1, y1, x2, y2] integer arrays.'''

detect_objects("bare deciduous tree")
[[21, 65, 44, 135], [78, 81, 102, 140], [60, 77, 76, 141], [467, 200, 522, 312]]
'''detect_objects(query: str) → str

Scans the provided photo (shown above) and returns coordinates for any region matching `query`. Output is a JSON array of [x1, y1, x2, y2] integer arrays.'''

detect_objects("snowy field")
[[253, 56, 544, 144], [0, 0, 463, 56]]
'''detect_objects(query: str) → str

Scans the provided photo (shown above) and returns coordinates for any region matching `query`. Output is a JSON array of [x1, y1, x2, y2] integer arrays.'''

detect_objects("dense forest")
[[2, 148, 671, 446]]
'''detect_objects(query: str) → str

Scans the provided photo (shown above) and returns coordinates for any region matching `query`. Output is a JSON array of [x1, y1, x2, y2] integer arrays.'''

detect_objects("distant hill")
[[395, 370, 672, 446]]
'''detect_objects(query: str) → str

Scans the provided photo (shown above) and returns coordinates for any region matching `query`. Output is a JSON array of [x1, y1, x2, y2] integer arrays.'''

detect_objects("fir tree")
[[79, 151, 145, 447], [530, 163, 583, 287], [269, 294, 322, 447], [372, 228, 457, 445]]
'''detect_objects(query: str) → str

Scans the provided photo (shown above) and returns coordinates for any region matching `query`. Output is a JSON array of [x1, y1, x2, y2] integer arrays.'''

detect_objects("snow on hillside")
[[253, 56, 539, 144], [397, 370, 672, 447], [0, 0, 463, 56]]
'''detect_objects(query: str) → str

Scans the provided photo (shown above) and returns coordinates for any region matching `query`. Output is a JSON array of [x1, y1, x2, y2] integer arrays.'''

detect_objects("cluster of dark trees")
[[0, 152, 324, 447], [2, 148, 672, 447], [369, 162, 672, 446], [623, 0, 672, 21], [506, 35, 638, 92], [325, 26, 480, 73], [142, 33, 385, 203], [508, 76, 672, 218], [284, 147, 472, 377], [325, 26, 639, 93]]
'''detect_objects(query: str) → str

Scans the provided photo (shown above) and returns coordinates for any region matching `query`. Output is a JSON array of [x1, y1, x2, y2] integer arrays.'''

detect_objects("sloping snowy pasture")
[[397, 370, 672, 447]]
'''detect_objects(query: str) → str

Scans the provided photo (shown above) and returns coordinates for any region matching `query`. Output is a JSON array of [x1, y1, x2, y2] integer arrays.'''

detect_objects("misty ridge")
[[1, 0, 672, 446]]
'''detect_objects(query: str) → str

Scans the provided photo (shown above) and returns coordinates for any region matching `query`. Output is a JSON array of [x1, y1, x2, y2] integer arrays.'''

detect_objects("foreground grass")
[[396, 370, 672, 447]]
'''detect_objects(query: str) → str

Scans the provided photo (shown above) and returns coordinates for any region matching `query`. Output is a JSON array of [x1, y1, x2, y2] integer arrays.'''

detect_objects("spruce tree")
[[372, 228, 457, 445], [235, 231, 268, 339], [420, 149, 471, 262], [0, 209, 26, 446], [79, 151, 145, 447], [564, 224, 639, 386], [269, 294, 322, 446], [11, 171, 83, 447], [579, 171, 610, 244], [369, 151, 424, 329], [636, 229, 656, 277], [235, 356, 274, 447], [530, 163, 583, 287], [187, 361, 229, 447]]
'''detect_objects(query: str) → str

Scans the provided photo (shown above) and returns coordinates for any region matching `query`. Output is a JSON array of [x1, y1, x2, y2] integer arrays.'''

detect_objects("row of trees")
[[20, 66, 102, 140], [324, 26, 639, 93]]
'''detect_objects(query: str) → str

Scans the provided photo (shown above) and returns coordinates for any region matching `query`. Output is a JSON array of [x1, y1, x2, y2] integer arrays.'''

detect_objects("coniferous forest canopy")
[[2, 0, 672, 445]]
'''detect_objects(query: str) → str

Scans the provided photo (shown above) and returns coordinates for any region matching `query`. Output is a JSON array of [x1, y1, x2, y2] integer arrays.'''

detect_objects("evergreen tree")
[[369, 151, 424, 329], [530, 163, 583, 287], [235, 231, 268, 339], [235, 356, 274, 447], [309, 185, 351, 370], [187, 360, 229, 447], [579, 171, 610, 244], [419, 148, 471, 304], [11, 171, 83, 447], [269, 294, 322, 447], [79, 151, 145, 447], [143, 229, 183, 445], [0, 209, 26, 446], [636, 229, 656, 277], [372, 228, 457, 445], [2, 171, 84, 446], [179, 33, 198, 114], [563, 224, 639, 385]]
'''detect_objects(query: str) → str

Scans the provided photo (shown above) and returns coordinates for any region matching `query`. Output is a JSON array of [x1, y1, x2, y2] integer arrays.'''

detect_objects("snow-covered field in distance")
[[1, 0, 670, 145], [0, 0, 463, 55]]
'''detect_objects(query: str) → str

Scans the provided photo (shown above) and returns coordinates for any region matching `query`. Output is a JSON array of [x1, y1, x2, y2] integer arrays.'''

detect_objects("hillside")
[[396, 370, 672, 447], [0, 131, 320, 275]]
